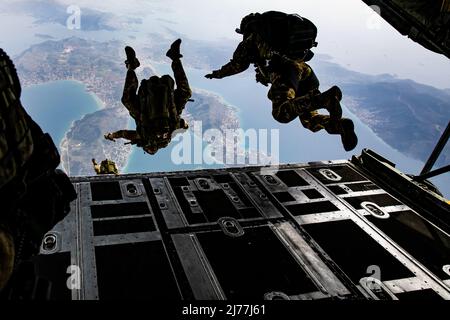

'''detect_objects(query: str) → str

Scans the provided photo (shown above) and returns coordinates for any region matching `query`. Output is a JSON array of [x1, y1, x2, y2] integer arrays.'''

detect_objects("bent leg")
[[300, 111, 333, 133], [271, 97, 306, 124], [269, 78, 318, 124], [300, 113, 358, 151], [310, 86, 343, 120], [268, 62, 322, 124], [268, 77, 298, 123], [172, 59, 192, 114], [121, 70, 140, 120]]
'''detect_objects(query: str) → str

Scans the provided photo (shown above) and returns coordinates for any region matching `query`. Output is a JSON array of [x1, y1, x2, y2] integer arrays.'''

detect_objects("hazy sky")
[[1, 0, 449, 88], [155, 0, 450, 89]]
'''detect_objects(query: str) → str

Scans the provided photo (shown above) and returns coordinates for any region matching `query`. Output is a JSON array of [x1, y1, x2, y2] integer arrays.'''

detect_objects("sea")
[[20, 71, 449, 198], [21, 80, 102, 149]]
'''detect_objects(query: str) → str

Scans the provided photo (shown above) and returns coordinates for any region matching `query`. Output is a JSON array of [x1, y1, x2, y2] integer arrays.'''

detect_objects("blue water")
[[124, 117, 223, 173], [20, 74, 448, 197], [21, 80, 102, 150], [125, 62, 421, 170], [125, 63, 449, 197]]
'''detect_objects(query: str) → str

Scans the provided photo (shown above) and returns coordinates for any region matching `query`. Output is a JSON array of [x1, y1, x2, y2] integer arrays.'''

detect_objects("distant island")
[[143, 32, 450, 167], [14, 36, 450, 173], [312, 55, 450, 167]]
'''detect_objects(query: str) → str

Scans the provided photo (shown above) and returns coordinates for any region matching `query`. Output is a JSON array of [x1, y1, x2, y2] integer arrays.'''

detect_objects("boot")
[[124, 46, 140, 70], [319, 86, 343, 120], [339, 118, 358, 151], [166, 39, 183, 60]]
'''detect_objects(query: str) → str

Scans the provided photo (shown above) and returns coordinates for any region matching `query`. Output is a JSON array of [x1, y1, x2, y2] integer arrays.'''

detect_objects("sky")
[[66, 0, 450, 88], [0, 0, 449, 89], [0, 0, 448, 194], [156, 0, 450, 89]]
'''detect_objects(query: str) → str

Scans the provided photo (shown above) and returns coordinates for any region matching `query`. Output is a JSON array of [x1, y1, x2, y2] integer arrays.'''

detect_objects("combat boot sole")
[[331, 85, 343, 101], [166, 39, 183, 60], [125, 46, 140, 70]]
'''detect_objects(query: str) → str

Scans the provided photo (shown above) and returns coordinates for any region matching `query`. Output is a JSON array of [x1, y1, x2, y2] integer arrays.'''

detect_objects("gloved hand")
[[205, 70, 221, 79], [104, 133, 116, 142]]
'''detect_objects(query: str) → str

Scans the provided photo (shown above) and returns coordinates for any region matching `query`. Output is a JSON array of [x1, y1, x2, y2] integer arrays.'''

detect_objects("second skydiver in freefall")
[[104, 39, 192, 155], [205, 11, 358, 151]]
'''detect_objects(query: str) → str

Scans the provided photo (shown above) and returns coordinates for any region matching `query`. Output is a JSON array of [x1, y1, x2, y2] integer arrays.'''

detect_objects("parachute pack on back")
[[137, 75, 175, 140], [239, 11, 318, 59]]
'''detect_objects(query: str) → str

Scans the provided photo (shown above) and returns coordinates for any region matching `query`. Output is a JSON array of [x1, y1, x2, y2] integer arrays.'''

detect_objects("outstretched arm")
[[105, 130, 140, 145], [205, 35, 255, 79]]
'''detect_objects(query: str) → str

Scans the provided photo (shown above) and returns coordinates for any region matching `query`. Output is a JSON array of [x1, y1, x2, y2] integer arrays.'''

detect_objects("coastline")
[[21, 80, 106, 175], [17, 45, 435, 182]]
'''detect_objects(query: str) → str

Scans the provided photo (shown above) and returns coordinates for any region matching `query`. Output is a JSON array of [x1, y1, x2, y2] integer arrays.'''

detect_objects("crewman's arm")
[[105, 130, 141, 145], [91, 158, 101, 174]]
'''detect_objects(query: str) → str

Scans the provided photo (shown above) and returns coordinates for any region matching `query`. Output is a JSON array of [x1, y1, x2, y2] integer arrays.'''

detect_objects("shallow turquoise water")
[[20, 75, 448, 197], [21, 80, 102, 151], [124, 63, 448, 197]]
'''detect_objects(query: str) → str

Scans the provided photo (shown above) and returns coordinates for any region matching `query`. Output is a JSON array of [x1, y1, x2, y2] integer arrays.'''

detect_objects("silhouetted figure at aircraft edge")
[[92, 158, 119, 175], [0, 49, 76, 290]]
